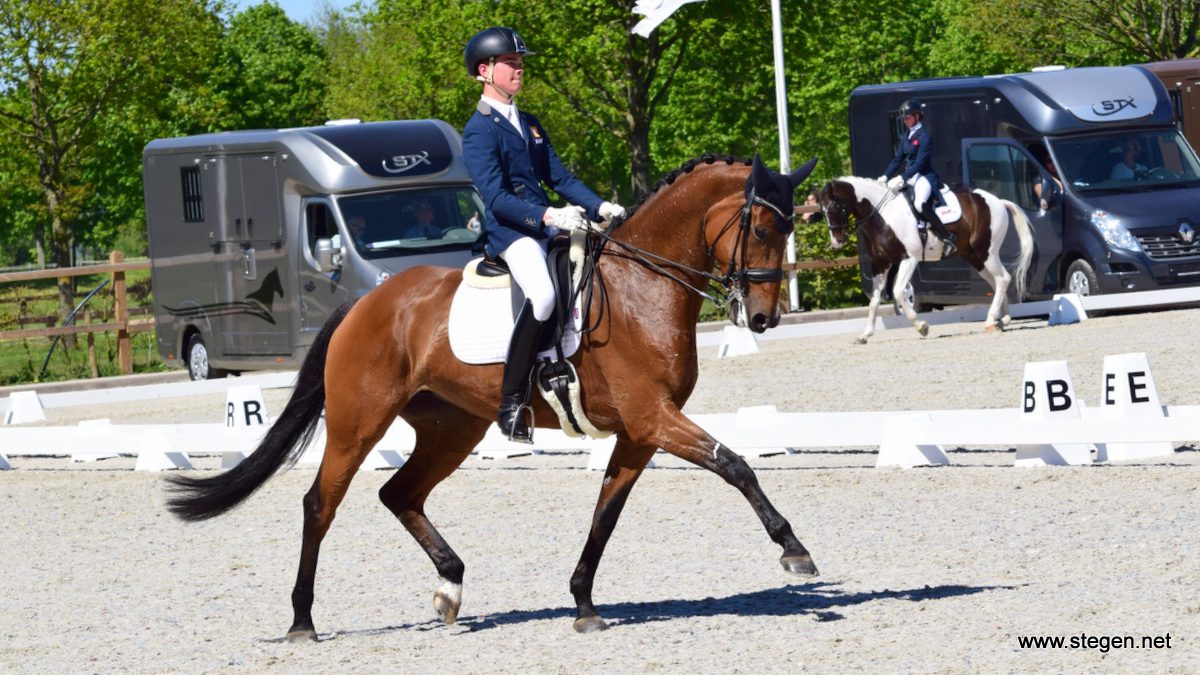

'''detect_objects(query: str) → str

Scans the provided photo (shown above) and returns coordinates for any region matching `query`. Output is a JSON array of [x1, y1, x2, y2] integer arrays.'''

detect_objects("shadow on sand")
[[272, 580, 1016, 642]]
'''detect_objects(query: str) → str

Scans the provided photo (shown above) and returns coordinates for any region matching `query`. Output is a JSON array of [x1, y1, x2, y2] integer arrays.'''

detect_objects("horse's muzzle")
[[750, 311, 777, 333]]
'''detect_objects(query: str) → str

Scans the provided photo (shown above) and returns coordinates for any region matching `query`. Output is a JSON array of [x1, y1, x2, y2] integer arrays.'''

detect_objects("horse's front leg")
[[979, 255, 1011, 331], [892, 257, 927, 337], [570, 433, 657, 633], [858, 269, 888, 344], [629, 405, 817, 576]]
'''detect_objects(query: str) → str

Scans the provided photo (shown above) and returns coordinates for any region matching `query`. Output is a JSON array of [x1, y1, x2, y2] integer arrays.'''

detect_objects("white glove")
[[543, 205, 589, 231], [598, 201, 626, 221], [877, 175, 888, 184], [887, 176, 904, 191]]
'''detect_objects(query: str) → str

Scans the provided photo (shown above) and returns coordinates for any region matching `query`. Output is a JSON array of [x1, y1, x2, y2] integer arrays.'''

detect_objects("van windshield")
[[335, 186, 483, 258], [1050, 130, 1200, 194]]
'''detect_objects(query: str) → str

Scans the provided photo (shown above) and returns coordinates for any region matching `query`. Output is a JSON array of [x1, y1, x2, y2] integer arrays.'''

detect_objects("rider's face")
[[489, 54, 524, 95], [902, 113, 918, 129]]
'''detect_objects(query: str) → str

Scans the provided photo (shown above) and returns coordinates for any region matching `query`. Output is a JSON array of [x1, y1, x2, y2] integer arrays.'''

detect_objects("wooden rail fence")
[[0, 251, 152, 375]]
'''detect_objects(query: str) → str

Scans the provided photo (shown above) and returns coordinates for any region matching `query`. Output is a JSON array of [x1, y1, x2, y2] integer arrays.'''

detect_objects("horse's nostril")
[[751, 313, 769, 333], [768, 313, 780, 328]]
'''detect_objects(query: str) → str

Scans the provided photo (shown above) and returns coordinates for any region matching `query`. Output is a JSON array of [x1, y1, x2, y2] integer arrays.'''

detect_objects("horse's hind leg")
[[570, 434, 656, 633], [630, 406, 817, 576], [379, 393, 490, 625], [981, 255, 1011, 331], [288, 387, 407, 641]]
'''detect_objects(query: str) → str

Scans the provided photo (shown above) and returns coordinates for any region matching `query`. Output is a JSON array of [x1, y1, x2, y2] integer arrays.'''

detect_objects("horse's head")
[[710, 153, 817, 333], [818, 179, 860, 250]]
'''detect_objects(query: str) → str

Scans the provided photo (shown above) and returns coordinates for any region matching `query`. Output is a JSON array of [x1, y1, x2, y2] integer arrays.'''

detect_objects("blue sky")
[[229, 0, 360, 24]]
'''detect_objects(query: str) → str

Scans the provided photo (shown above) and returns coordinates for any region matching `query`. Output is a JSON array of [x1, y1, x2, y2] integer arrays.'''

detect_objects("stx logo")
[[381, 150, 432, 174], [1091, 96, 1137, 116]]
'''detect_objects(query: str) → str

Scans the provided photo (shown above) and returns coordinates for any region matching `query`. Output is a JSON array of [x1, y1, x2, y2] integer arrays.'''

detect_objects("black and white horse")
[[820, 177, 1034, 342]]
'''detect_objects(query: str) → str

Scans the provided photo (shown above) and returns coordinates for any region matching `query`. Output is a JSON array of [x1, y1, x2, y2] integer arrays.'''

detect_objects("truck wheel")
[[186, 333, 227, 381], [1065, 259, 1100, 296], [893, 280, 931, 314]]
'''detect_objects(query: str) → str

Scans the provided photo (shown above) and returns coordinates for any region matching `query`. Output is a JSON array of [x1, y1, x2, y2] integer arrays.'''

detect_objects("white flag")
[[632, 0, 706, 38]]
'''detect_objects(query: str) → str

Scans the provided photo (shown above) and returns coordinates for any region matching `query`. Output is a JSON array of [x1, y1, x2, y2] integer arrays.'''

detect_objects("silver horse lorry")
[[849, 66, 1200, 310], [143, 119, 483, 379]]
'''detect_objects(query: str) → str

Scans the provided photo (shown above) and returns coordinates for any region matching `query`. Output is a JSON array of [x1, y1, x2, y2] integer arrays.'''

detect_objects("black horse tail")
[[165, 299, 358, 521]]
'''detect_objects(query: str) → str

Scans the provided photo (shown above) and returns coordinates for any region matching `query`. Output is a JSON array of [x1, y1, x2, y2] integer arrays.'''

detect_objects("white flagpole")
[[769, 0, 800, 312]]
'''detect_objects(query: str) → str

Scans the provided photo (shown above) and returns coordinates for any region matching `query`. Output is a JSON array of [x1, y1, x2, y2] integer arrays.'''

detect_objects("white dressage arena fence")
[[1, 350, 1197, 471]]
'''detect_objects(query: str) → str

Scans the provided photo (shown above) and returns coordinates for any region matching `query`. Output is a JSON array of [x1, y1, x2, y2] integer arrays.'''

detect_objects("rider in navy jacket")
[[880, 99, 956, 256], [461, 27, 625, 443]]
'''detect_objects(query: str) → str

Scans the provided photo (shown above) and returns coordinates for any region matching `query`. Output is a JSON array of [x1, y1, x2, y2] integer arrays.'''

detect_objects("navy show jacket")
[[462, 100, 603, 258]]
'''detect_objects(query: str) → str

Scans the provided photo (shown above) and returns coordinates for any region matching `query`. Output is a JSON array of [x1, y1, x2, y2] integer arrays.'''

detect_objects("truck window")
[[181, 166, 204, 223], [966, 143, 1040, 210], [1050, 130, 1200, 192], [335, 187, 482, 259], [305, 201, 337, 259]]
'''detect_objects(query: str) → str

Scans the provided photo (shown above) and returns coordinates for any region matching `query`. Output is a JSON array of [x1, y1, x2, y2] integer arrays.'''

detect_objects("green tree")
[[0, 0, 221, 317], [219, 3, 327, 130]]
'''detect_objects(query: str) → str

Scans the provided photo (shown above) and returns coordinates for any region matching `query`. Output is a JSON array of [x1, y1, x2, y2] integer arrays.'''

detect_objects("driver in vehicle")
[[1110, 139, 1148, 180]]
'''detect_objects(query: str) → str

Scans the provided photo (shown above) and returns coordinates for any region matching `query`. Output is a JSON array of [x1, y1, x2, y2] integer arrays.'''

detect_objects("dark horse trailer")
[[144, 119, 483, 379], [849, 66, 1200, 310]]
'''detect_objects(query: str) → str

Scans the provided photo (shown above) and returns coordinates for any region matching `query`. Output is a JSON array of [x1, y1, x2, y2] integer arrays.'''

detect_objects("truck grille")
[[1136, 234, 1200, 260]]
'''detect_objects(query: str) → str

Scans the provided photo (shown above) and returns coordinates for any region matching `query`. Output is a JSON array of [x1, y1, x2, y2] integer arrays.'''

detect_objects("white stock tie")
[[507, 107, 524, 139]]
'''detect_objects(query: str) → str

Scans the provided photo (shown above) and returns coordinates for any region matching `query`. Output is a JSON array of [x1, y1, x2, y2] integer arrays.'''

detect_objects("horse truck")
[[848, 65, 1200, 311], [143, 120, 484, 380]]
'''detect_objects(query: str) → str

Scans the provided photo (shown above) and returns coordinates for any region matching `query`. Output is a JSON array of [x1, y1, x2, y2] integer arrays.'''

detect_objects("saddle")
[[455, 230, 610, 440]]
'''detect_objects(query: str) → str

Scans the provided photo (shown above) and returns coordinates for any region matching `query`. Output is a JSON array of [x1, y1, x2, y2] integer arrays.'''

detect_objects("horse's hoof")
[[286, 628, 318, 643], [985, 323, 1000, 333], [1001, 315, 1012, 327], [573, 615, 609, 633], [434, 583, 462, 625], [855, 335, 869, 345], [916, 321, 929, 337], [780, 552, 819, 577]]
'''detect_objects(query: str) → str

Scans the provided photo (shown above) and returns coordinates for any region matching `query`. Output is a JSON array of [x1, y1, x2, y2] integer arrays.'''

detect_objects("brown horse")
[[166, 153, 818, 639]]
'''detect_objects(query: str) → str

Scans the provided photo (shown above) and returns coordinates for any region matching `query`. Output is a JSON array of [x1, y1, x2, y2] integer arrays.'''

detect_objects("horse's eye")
[[753, 226, 768, 242]]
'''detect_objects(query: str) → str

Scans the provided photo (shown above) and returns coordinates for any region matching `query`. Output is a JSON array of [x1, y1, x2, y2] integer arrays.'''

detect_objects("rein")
[[825, 181, 900, 235], [594, 190, 788, 302]]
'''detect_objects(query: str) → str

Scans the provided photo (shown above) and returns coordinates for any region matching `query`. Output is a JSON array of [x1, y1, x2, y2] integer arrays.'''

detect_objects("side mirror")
[[315, 237, 341, 272]]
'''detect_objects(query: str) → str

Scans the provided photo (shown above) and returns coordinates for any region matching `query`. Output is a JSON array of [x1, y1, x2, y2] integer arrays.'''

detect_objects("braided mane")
[[622, 153, 751, 221]]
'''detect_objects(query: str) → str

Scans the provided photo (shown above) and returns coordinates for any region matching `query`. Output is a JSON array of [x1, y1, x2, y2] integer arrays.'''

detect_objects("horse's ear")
[[788, 157, 818, 191], [750, 153, 772, 194]]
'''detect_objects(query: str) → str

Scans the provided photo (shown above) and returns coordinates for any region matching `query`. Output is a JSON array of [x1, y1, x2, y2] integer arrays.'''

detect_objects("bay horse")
[[166, 153, 819, 639], [819, 176, 1034, 343]]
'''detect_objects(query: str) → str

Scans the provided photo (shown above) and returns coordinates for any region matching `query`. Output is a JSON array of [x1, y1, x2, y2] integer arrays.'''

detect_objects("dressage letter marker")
[[225, 385, 271, 428], [3, 391, 46, 425], [1015, 361, 1092, 466], [1097, 353, 1173, 462]]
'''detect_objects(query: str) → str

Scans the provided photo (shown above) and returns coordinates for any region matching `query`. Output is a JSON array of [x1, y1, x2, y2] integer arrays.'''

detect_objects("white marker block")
[[1048, 293, 1088, 326], [359, 448, 405, 471], [3, 391, 45, 425], [731, 404, 787, 457], [1097, 352, 1173, 462], [225, 385, 271, 428], [1015, 360, 1093, 466], [876, 414, 949, 468], [717, 325, 759, 358], [134, 429, 192, 471], [72, 419, 121, 462]]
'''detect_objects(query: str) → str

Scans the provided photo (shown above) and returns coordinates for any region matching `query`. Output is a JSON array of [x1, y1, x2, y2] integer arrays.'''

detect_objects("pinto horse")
[[819, 176, 1034, 343], [166, 153, 819, 639]]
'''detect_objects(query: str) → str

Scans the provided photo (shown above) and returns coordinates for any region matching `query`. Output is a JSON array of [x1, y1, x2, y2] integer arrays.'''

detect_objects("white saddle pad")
[[448, 275, 582, 365], [934, 187, 962, 224]]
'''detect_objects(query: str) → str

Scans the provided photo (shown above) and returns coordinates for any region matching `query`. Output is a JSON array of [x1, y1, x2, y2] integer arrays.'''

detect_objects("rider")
[[461, 27, 626, 443], [879, 99, 956, 257]]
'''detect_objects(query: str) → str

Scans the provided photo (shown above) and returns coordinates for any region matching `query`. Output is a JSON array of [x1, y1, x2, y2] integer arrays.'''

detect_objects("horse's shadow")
[[274, 581, 1016, 642]]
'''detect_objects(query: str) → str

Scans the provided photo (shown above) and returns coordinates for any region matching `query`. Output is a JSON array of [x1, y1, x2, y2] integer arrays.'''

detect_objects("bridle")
[[588, 187, 787, 306], [822, 181, 900, 239]]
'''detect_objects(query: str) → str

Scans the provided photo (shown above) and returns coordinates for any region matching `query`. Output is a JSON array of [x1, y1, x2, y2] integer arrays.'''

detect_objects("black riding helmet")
[[898, 99, 924, 117], [464, 27, 534, 80]]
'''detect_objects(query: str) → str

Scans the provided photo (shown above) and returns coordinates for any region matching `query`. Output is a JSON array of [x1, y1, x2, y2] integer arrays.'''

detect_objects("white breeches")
[[501, 236, 555, 321], [907, 174, 932, 211]]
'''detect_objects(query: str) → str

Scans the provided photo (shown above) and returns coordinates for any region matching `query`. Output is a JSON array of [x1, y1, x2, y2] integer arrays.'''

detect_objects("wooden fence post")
[[111, 250, 132, 374]]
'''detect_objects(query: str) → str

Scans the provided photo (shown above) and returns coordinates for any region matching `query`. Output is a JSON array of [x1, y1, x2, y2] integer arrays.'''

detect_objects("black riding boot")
[[924, 205, 957, 257], [498, 302, 545, 444]]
